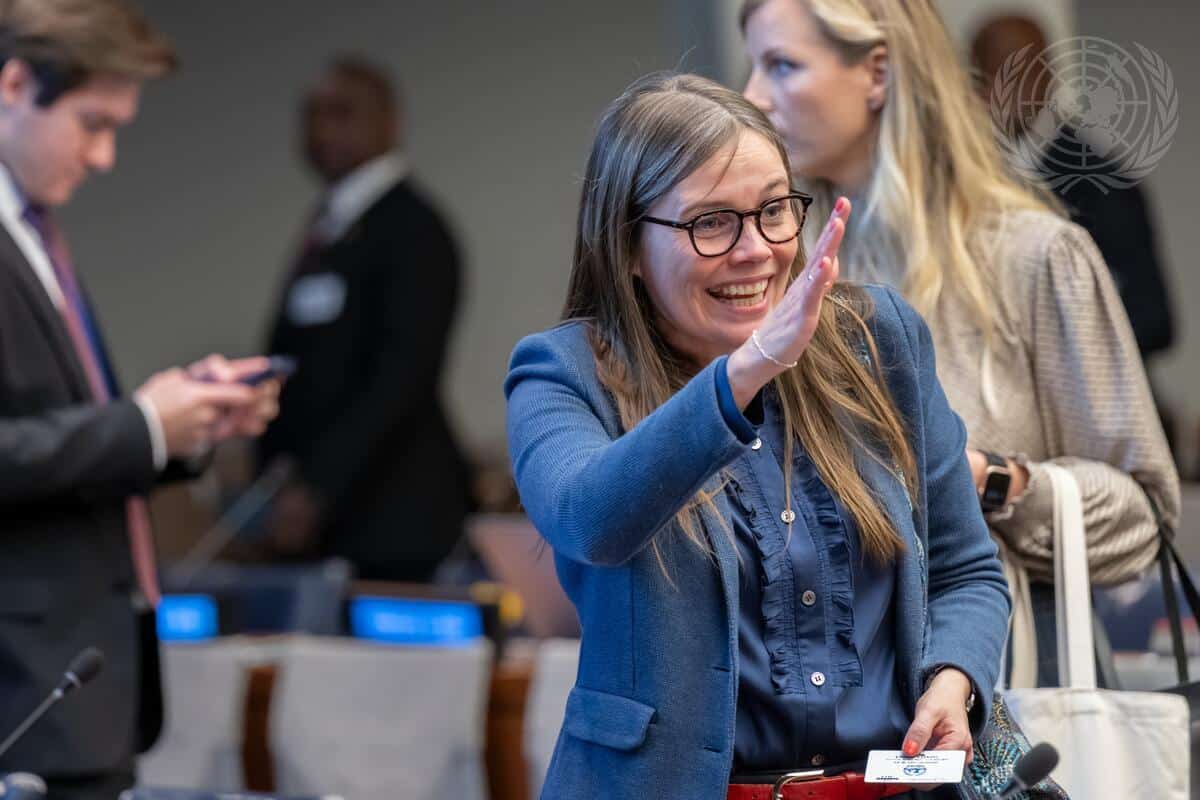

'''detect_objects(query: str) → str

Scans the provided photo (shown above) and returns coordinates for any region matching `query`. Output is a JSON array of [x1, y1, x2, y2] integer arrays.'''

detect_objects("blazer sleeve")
[[504, 329, 748, 566], [0, 398, 158, 506], [985, 223, 1180, 585], [882, 288, 1011, 733]]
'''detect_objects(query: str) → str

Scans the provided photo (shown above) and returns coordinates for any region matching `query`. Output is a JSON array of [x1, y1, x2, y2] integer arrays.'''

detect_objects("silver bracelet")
[[750, 329, 797, 369]]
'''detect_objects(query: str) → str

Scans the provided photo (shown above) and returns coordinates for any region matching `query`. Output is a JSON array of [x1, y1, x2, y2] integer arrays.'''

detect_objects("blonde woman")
[[506, 72, 1009, 799], [740, 0, 1179, 686]]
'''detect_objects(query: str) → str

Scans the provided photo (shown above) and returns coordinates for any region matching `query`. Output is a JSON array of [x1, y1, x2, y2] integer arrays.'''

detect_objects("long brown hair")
[[564, 72, 917, 567]]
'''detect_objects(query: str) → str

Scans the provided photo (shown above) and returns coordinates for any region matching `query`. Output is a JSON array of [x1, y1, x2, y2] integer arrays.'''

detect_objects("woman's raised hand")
[[726, 197, 851, 408]]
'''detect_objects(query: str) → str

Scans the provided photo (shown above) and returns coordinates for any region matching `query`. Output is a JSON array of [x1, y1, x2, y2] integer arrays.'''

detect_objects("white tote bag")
[[1003, 464, 1189, 799]]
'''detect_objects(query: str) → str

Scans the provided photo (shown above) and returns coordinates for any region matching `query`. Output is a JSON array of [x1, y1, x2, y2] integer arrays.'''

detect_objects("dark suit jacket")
[[0, 224, 164, 777], [1045, 128, 1175, 358], [260, 178, 470, 580]]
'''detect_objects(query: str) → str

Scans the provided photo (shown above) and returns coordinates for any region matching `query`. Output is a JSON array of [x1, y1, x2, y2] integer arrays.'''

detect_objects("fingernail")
[[903, 741, 919, 757]]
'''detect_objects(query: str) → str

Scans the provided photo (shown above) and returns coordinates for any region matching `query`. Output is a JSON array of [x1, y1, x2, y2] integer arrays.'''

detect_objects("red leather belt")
[[728, 771, 911, 800]]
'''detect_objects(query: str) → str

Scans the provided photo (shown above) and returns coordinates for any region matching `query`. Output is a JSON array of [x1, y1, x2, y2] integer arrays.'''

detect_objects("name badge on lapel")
[[287, 272, 346, 326]]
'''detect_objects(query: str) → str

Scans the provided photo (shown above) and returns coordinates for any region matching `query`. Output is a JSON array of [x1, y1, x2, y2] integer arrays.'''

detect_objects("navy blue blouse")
[[715, 362, 911, 773]]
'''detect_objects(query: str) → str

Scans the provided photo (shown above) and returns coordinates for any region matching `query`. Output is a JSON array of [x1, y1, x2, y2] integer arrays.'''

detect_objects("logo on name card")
[[865, 750, 966, 784]]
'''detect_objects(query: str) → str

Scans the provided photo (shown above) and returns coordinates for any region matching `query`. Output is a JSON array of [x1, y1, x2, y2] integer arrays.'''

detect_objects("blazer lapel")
[[0, 222, 91, 400]]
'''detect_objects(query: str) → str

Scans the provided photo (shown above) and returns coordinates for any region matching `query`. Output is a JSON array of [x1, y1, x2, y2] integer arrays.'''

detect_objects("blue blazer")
[[505, 285, 1010, 800]]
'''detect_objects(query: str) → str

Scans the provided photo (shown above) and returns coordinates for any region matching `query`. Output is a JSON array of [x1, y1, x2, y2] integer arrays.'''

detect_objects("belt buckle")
[[772, 769, 826, 800]]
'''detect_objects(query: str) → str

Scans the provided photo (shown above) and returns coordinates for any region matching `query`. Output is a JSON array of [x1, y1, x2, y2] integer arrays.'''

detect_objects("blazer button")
[[801, 590, 817, 607], [810, 671, 826, 687], [811, 753, 826, 767], [751, 438, 762, 450], [780, 509, 796, 524]]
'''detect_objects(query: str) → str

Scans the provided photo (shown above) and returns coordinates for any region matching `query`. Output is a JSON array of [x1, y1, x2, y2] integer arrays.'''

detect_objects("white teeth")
[[710, 279, 768, 298], [723, 294, 764, 307]]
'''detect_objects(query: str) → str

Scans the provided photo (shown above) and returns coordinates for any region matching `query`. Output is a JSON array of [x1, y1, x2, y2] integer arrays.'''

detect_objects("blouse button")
[[801, 590, 817, 607], [751, 437, 762, 451], [810, 671, 826, 687], [811, 753, 826, 767], [780, 509, 796, 524]]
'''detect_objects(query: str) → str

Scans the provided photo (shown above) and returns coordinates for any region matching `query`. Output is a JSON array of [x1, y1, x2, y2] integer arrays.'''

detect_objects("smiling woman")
[[634, 130, 801, 369], [505, 72, 1010, 800]]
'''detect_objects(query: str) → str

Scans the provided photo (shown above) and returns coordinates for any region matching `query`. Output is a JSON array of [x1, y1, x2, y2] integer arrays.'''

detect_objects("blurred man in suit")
[[0, 1, 280, 797], [259, 56, 470, 581], [972, 15, 1176, 362]]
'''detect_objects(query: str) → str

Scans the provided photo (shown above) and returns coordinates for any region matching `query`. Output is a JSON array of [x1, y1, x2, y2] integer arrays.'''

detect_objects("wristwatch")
[[978, 451, 1011, 513]]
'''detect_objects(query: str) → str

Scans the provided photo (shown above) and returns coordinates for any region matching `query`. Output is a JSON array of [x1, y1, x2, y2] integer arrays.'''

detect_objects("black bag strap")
[[1147, 490, 1200, 683]]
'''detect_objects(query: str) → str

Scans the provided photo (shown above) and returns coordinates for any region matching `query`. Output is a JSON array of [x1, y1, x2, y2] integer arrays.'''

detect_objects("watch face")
[[981, 470, 1010, 509]]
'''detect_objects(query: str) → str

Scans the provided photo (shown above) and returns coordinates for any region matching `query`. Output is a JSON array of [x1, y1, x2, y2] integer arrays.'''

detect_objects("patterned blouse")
[[851, 208, 1179, 585]]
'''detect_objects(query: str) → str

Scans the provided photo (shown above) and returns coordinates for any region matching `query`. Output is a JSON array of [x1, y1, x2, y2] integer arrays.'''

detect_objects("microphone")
[[992, 742, 1059, 799], [0, 648, 105, 761]]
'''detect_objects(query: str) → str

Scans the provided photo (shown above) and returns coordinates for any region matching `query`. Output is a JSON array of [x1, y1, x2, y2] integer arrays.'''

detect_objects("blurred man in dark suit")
[[259, 56, 470, 582], [0, 2, 279, 797], [972, 15, 1176, 362]]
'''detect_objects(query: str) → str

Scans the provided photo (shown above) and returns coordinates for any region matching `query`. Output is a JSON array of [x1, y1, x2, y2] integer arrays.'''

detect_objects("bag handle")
[[1147, 489, 1200, 684], [1043, 464, 1096, 689]]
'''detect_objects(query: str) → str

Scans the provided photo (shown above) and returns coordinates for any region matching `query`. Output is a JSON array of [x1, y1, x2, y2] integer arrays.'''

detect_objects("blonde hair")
[[565, 72, 917, 568], [742, 0, 1060, 346]]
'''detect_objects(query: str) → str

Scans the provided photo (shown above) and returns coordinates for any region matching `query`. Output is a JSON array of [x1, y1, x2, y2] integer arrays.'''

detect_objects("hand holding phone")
[[182, 354, 288, 442], [237, 355, 298, 386], [190, 355, 296, 385]]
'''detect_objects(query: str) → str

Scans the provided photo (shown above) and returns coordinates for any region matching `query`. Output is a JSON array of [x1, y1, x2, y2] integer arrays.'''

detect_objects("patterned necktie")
[[22, 204, 161, 607]]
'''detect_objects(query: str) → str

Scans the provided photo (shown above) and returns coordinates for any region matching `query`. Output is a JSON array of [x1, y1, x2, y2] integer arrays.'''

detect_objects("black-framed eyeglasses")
[[642, 191, 814, 257]]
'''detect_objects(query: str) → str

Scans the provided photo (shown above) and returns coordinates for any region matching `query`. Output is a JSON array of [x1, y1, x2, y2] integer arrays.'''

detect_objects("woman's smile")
[[706, 275, 774, 310]]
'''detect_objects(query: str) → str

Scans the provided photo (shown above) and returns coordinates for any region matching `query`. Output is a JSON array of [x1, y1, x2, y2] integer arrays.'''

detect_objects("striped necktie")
[[22, 204, 161, 608]]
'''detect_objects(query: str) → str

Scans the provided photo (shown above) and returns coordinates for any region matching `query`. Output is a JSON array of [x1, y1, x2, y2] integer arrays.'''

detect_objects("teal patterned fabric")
[[965, 695, 1070, 799]]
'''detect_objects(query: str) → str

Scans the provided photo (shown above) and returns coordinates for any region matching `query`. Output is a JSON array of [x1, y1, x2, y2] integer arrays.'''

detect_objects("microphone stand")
[[171, 456, 294, 587], [0, 692, 61, 762]]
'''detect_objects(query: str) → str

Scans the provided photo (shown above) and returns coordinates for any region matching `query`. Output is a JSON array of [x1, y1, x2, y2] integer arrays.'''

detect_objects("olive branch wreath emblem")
[[990, 40, 1179, 194]]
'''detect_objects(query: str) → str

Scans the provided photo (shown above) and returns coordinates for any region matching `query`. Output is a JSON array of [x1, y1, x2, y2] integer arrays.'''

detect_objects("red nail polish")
[[903, 741, 918, 757]]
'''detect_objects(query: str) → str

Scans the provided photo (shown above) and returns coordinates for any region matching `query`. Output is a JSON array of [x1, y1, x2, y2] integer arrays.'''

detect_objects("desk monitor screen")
[[349, 596, 483, 646], [157, 594, 220, 642]]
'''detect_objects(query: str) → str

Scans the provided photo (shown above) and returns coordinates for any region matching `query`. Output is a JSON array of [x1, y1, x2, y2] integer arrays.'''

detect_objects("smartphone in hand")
[[237, 356, 297, 386]]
